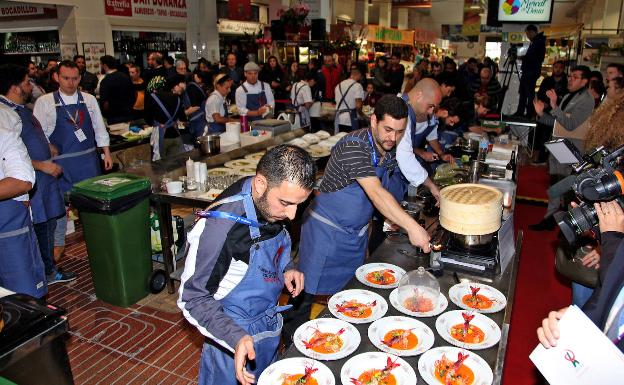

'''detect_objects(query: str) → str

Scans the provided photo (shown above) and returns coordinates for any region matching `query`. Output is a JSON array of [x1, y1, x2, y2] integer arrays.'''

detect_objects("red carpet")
[[516, 165, 550, 201], [502, 166, 571, 385]]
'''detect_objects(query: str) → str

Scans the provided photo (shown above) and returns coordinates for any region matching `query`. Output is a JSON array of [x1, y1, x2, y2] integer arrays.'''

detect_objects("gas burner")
[[386, 232, 408, 244]]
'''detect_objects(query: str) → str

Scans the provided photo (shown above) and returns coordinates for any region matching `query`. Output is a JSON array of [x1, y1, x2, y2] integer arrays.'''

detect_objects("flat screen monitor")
[[497, 0, 553, 24]]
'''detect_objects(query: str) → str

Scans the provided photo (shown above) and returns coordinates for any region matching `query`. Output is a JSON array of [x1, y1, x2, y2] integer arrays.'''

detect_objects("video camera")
[[545, 139, 624, 243], [507, 44, 520, 63]]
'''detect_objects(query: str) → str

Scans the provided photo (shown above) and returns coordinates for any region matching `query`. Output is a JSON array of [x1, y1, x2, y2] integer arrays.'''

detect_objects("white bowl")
[[166, 181, 183, 193]]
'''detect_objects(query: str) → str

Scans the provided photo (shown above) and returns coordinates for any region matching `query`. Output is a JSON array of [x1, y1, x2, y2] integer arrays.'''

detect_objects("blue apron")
[[0, 199, 47, 298], [207, 91, 229, 134], [182, 82, 207, 139], [334, 80, 360, 133], [242, 82, 267, 122], [0, 98, 65, 225], [49, 91, 101, 193], [298, 130, 404, 295], [150, 93, 183, 160], [292, 82, 311, 127], [401, 93, 437, 175], [196, 178, 292, 385]]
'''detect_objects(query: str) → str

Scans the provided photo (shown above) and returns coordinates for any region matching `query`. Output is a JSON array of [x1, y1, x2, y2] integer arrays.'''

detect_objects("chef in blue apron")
[[205, 74, 238, 134], [290, 73, 313, 128], [0, 64, 74, 286], [334, 68, 365, 133], [235, 62, 275, 123], [145, 75, 187, 161], [178, 145, 316, 385], [0, 76, 46, 297], [182, 74, 208, 140], [33, 60, 112, 263], [399, 78, 454, 174], [285, 96, 430, 338]]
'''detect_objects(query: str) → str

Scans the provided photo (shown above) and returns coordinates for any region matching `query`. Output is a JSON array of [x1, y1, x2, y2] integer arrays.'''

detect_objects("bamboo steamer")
[[439, 183, 503, 235]]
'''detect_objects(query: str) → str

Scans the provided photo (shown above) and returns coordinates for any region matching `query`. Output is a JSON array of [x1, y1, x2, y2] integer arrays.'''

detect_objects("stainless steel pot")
[[197, 135, 220, 155], [451, 232, 494, 248]]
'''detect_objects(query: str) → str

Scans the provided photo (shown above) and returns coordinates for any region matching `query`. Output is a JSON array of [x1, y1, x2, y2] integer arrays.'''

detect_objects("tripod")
[[498, 53, 521, 115]]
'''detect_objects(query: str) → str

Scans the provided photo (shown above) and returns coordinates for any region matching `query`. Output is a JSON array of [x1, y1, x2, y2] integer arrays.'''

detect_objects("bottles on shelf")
[[1, 32, 59, 54], [113, 31, 186, 54]]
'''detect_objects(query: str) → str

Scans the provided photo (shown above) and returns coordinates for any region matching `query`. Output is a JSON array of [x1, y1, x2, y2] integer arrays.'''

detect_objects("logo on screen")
[[502, 0, 521, 15]]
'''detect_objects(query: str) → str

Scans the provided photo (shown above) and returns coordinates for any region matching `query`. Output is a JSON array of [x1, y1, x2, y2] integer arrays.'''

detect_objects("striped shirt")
[[319, 128, 397, 193]]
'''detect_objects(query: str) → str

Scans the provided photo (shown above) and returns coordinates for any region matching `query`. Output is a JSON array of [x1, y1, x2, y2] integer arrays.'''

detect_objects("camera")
[[546, 140, 624, 243], [507, 44, 519, 63]]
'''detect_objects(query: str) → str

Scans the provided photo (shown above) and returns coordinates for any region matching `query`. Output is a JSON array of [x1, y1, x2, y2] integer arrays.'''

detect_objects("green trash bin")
[[70, 173, 152, 307]]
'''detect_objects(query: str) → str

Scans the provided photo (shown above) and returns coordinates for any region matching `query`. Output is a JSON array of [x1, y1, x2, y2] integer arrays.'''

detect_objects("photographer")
[[537, 200, 624, 353]]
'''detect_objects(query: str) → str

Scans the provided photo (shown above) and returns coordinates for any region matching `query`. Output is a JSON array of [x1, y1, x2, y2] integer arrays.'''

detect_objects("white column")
[[396, 8, 408, 30], [355, 0, 369, 25], [378, 1, 392, 27], [187, 0, 220, 64]]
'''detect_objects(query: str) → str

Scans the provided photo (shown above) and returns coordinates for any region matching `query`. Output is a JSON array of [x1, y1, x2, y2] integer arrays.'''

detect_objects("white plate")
[[294, 318, 360, 361], [303, 133, 321, 144], [289, 138, 310, 148], [389, 288, 448, 318], [368, 316, 434, 357], [418, 346, 493, 385], [448, 282, 507, 314], [224, 159, 258, 169], [244, 152, 265, 161], [318, 139, 336, 149], [315, 130, 331, 139], [236, 167, 257, 176], [207, 167, 235, 177], [340, 352, 416, 385], [435, 310, 501, 350], [308, 148, 331, 158], [258, 357, 335, 385], [355, 263, 406, 289], [328, 289, 388, 324]]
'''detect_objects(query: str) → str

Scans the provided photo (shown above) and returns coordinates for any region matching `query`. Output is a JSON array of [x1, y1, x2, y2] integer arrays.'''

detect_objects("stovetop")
[[436, 231, 501, 274], [0, 294, 66, 352]]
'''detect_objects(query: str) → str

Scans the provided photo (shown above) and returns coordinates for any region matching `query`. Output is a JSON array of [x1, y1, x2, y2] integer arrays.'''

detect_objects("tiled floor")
[[48, 227, 203, 385]]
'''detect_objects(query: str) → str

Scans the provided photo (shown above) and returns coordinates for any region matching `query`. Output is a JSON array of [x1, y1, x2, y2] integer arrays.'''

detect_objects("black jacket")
[[521, 32, 546, 75]]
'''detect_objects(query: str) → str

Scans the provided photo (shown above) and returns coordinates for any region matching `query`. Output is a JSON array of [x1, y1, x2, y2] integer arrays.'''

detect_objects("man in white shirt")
[[0, 121, 46, 297], [334, 68, 364, 133], [33, 60, 112, 262], [235, 62, 275, 122], [290, 72, 314, 128], [396, 78, 447, 200]]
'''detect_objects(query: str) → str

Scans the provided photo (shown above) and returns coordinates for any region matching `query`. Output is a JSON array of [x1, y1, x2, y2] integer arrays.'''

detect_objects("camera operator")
[[537, 200, 624, 353]]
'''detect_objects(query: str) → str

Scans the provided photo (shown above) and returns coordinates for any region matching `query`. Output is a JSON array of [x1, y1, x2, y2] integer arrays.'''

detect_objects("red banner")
[[228, 0, 251, 21], [104, 0, 131, 17]]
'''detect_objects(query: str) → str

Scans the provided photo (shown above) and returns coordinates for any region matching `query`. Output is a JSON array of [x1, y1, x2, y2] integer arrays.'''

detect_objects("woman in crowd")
[[585, 77, 624, 151], [283, 61, 300, 95], [371, 56, 389, 93], [259, 55, 285, 97], [363, 81, 382, 108]]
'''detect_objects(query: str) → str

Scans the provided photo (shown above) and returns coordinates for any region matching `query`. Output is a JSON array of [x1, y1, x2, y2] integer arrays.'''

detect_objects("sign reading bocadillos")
[[0, 1, 56, 19], [104, 0, 187, 20]]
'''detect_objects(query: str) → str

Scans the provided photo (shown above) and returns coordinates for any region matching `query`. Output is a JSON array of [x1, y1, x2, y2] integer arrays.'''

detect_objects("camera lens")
[[554, 203, 597, 243]]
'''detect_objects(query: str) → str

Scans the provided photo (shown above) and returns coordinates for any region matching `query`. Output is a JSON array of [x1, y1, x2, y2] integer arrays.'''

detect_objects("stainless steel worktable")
[[282, 223, 524, 385]]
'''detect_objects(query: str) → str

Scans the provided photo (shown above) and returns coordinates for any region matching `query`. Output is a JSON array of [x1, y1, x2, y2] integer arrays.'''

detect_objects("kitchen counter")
[[280, 215, 523, 385]]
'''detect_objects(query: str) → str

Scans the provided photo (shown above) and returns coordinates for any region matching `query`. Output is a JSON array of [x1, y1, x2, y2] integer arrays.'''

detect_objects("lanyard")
[[0, 96, 19, 110], [57, 93, 81, 130], [195, 210, 262, 228], [367, 129, 379, 167]]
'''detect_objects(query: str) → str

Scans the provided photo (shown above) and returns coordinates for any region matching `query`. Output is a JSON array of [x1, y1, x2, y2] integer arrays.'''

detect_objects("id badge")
[[75, 129, 87, 142]]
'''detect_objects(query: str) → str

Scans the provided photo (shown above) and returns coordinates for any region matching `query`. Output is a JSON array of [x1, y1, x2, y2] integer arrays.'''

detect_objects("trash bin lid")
[[71, 173, 151, 201]]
